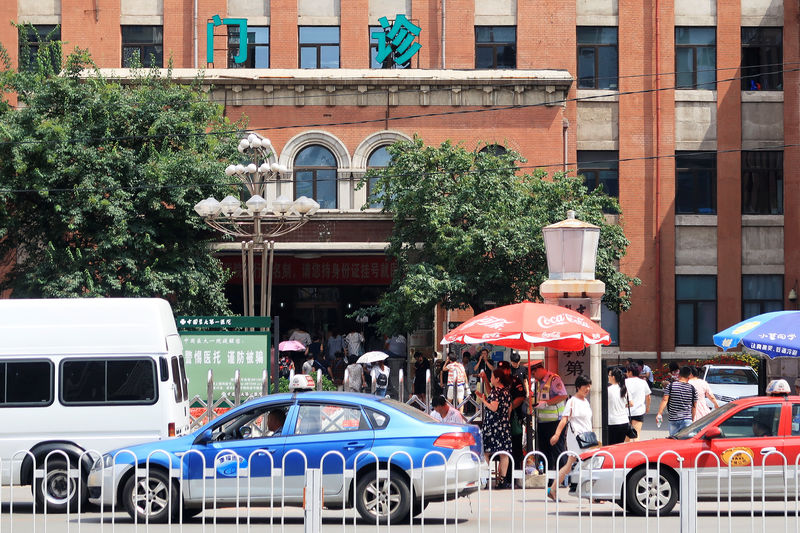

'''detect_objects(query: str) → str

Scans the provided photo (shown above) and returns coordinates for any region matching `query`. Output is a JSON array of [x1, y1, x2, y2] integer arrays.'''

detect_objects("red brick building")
[[2, 0, 798, 367]]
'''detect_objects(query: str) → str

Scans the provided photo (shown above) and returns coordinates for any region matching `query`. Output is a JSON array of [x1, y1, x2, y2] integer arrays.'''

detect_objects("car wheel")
[[123, 468, 178, 523], [355, 471, 411, 524], [33, 456, 86, 513], [625, 466, 678, 516]]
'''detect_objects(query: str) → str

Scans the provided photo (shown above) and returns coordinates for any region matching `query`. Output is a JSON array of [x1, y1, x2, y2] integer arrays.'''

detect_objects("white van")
[[0, 298, 191, 512]]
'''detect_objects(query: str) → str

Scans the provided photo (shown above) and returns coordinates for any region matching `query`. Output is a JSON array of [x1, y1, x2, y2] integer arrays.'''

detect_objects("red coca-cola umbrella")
[[441, 300, 611, 351], [441, 300, 611, 426]]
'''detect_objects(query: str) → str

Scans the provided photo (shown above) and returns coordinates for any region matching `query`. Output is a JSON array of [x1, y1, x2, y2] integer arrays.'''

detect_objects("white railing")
[[6, 446, 800, 532]]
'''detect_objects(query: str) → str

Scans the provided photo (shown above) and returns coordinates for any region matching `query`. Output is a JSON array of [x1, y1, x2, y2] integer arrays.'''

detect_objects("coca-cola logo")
[[537, 313, 591, 329], [462, 316, 512, 331]]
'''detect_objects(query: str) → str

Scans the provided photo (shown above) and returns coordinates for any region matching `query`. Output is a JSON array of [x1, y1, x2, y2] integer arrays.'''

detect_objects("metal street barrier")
[[9, 442, 800, 532]]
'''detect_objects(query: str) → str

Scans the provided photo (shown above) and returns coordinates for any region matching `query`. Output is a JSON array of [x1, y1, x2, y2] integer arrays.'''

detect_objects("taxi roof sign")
[[289, 374, 315, 392]]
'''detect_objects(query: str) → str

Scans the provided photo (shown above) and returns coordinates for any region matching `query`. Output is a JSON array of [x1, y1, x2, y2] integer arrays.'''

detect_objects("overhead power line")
[[0, 63, 795, 147], [0, 143, 796, 196]]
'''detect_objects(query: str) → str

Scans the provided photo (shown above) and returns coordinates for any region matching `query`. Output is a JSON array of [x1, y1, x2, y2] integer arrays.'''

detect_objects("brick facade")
[[715, 0, 743, 331], [1, 0, 794, 359]]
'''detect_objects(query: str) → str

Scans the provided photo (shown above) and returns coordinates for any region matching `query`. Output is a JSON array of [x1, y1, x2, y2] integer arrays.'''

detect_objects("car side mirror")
[[704, 426, 722, 440], [195, 429, 213, 445]]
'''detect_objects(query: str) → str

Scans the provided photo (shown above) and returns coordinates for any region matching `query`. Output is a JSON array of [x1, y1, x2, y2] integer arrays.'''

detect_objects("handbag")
[[575, 430, 599, 449], [569, 421, 599, 449], [625, 393, 639, 439]]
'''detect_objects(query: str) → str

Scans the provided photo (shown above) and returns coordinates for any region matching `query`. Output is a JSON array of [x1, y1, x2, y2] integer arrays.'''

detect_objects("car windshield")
[[705, 367, 758, 385], [672, 401, 739, 439], [380, 398, 437, 423]]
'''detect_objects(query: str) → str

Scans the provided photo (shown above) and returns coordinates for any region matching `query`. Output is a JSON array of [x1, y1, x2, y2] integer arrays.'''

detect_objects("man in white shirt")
[[370, 360, 390, 397], [625, 363, 652, 442], [430, 395, 465, 424]]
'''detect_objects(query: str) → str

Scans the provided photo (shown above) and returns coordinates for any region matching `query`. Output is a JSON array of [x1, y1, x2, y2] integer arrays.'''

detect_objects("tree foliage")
[[362, 137, 641, 335], [0, 45, 243, 314]]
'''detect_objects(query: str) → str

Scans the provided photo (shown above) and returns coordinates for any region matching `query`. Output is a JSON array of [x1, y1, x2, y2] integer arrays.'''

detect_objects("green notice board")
[[177, 316, 271, 401]]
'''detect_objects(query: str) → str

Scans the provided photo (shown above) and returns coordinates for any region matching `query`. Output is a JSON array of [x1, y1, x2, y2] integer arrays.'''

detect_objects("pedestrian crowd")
[[278, 324, 408, 397]]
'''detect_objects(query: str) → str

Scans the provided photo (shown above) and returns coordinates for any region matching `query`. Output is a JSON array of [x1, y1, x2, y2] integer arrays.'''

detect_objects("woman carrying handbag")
[[547, 374, 595, 501]]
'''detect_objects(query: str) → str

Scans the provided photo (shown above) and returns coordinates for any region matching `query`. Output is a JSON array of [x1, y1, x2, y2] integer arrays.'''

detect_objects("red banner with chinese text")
[[222, 255, 396, 286]]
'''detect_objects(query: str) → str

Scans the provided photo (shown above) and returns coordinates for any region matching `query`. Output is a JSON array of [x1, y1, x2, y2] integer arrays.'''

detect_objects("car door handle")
[[345, 442, 366, 451], [760, 447, 777, 455]]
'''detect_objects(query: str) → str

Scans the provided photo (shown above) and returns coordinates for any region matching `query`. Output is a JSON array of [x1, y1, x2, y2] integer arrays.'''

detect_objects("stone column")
[[540, 279, 606, 435]]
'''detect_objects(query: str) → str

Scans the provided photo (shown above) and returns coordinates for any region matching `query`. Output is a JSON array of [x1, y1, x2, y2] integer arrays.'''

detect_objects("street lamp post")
[[194, 133, 319, 317], [541, 210, 605, 436]]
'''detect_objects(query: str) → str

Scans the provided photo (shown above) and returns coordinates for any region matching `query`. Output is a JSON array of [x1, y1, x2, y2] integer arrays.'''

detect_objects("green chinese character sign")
[[208, 15, 248, 64], [177, 316, 271, 401], [372, 14, 422, 67]]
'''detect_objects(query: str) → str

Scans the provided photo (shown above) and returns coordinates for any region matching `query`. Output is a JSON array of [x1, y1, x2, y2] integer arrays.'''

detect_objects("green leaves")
[[0, 49, 240, 315], [362, 137, 640, 334]]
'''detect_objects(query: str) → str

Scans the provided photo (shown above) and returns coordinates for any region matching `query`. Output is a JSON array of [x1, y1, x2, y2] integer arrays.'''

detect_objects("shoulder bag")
[[625, 393, 639, 439], [572, 426, 599, 449], [568, 407, 599, 449]]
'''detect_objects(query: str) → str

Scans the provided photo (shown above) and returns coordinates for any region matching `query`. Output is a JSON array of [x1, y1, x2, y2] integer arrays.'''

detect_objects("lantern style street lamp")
[[542, 210, 601, 280], [194, 133, 319, 317]]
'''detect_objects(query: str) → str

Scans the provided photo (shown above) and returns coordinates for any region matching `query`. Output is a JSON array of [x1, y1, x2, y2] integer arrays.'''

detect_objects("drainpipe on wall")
[[654, 0, 662, 367], [441, 0, 446, 69], [562, 118, 569, 173], [193, 0, 198, 68]]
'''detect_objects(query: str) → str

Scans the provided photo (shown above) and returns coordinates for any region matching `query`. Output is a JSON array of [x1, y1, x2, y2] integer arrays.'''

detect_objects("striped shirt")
[[665, 381, 698, 421], [446, 362, 468, 387]]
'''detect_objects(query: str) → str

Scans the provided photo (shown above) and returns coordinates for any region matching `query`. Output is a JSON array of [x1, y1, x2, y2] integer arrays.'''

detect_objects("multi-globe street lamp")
[[193, 133, 319, 317]]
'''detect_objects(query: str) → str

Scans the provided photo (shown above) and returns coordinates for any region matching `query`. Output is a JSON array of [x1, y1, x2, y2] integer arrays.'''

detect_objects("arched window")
[[479, 144, 508, 156], [294, 145, 337, 209], [366, 146, 391, 208]]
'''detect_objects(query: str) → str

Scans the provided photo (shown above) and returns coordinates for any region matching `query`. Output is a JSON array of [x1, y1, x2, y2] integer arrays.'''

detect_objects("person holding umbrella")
[[371, 359, 390, 397]]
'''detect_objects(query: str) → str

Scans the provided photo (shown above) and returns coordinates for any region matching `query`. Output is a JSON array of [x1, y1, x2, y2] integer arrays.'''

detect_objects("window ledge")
[[675, 214, 717, 226], [311, 210, 394, 220], [742, 214, 784, 226], [675, 90, 717, 102], [741, 91, 783, 103], [671, 347, 719, 355], [576, 89, 619, 102]]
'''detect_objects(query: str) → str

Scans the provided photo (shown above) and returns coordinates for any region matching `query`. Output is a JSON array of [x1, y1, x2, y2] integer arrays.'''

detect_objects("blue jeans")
[[669, 418, 692, 436], [375, 387, 387, 398]]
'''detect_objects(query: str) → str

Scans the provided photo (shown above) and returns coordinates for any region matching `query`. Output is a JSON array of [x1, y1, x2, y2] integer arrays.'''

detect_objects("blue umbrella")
[[713, 311, 800, 358]]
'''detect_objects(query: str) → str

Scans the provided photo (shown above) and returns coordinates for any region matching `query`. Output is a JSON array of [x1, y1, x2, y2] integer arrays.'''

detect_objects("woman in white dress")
[[548, 374, 594, 501]]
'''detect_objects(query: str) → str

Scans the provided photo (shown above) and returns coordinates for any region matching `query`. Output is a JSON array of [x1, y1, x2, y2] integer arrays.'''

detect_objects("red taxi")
[[567, 394, 800, 515]]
